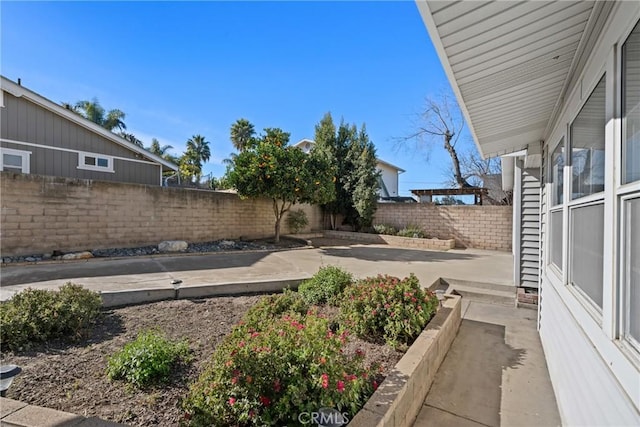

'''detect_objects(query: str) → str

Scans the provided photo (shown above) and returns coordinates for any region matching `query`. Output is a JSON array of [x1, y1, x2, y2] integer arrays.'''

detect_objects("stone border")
[[350, 294, 462, 427], [323, 230, 456, 250]]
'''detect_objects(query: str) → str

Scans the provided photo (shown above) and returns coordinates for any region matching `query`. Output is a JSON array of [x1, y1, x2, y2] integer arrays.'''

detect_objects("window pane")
[[84, 156, 96, 166], [550, 210, 563, 270], [3, 154, 22, 168], [625, 197, 640, 345], [552, 139, 564, 205], [571, 76, 606, 199], [570, 203, 604, 308], [623, 22, 640, 184], [97, 158, 109, 168]]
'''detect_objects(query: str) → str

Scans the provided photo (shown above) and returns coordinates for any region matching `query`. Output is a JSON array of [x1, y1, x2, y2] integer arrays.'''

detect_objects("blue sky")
[[1, 1, 475, 196]]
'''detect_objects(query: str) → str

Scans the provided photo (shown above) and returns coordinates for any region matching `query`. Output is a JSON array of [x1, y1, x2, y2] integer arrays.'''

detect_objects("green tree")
[[228, 129, 334, 242], [313, 113, 380, 231], [73, 98, 127, 132], [181, 135, 211, 183], [230, 118, 256, 152], [314, 113, 352, 230], [345, 124, 380, 230]]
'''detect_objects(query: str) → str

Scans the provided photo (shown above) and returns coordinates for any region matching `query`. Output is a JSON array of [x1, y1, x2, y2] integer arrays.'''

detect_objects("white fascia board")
[[0, 76, 178, 172]]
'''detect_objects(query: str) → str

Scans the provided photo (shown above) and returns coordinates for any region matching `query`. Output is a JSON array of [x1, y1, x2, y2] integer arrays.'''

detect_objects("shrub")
[[339, 274, 439, 349], [242, 289, 308, 328], [397, 225, 426, 238], [0, 283, 102, 351], [107, 330, 189, 388], [183, 312, 375, 426], [298, 266, 353, 305], [285, 209, 309, 234], [373, 224, 397, 235]]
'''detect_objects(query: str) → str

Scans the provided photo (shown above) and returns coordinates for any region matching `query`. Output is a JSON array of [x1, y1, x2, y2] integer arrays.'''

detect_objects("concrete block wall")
[[0, 172, 322, 256], [374, 203, 512, 251]]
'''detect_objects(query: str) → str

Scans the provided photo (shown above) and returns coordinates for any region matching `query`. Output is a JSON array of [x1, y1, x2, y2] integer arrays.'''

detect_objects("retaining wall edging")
[[323, 230, 456, 250], [350, 294, 462, 427]]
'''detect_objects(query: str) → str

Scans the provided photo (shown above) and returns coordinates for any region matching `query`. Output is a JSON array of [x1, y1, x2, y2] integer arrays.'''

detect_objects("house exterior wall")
[[517, 162, 540, 289], [377, 162, 399, 197], [0, 91, 161, 185], [374, 203, 511, 251], [0, 172, 323, 257], [538, 3, 640, 424]]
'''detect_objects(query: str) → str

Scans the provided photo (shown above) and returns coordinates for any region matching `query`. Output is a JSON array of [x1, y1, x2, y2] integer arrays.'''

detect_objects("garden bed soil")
[[0, 295, 403, 426]]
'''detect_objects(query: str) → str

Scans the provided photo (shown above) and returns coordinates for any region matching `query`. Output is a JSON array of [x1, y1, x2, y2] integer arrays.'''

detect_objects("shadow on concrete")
[[0, 251, 272, 286], [317, 246, 478, 263], [422, 319, 525, 427]]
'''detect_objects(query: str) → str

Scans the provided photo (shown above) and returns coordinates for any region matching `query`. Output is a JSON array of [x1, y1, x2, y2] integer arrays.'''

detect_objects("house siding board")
[[540, 282, 640, 426], [519, 165, 540, 289], [1, 91, 160, 185]]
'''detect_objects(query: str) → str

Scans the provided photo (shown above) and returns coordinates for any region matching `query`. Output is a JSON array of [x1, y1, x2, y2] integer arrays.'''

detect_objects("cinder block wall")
[[0, 173, 323, 256], [374, 203, 512, 251]]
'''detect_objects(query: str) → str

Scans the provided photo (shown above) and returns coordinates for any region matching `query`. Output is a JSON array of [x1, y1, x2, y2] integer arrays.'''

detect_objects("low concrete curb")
[[0, 397, 124, 426], [323, 230, 456, 250], [350, 294, 462, 427], [100, 278, 310, 307]]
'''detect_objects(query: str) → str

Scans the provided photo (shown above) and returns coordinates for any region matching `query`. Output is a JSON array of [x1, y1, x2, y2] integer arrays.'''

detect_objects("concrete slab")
[[2, 404, 85, 427], [0, 397, 28, 418], [413, 301, 560, 427]]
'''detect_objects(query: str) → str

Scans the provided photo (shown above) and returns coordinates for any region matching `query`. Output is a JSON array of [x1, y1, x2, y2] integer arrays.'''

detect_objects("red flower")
[[355, 348, 364, 357], [229, 397, 236, 406], [260, 396, 271, 406], [231, 377, 238, 385], [319, 357, 326, 365], [337, 380, 345, 392], [225, 360, 233, 367], [238, 341, 245, 348], [321, 373, 329, 389], [373, 381, 379, 390]]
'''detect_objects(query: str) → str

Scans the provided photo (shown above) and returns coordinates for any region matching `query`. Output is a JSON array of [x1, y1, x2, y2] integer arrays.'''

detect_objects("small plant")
[[107, 330, 189, 388], [0, 283, 102, 351], [298, 266, 353, 305], [242, 289, 308, 328], [373, 224, 398, 235], [397, 225, 426, 238], [183, 312, 375, 426], [339, 274, 439, 349], [285, 209, 309, 234]]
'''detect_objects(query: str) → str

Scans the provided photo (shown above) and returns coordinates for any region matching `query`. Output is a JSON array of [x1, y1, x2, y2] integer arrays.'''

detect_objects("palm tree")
[[73, 98, 127, 132], [184, 134, 211, 183], [148, 138, 174, 157], [230, 118, 256, 151]]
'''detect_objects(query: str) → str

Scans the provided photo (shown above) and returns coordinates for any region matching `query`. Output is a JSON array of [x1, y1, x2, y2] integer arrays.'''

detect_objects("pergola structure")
[[410, 188, 488, 205]]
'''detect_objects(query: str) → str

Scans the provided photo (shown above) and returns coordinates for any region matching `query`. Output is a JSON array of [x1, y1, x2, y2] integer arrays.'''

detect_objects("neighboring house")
[[0, 76, 178, 186], [418, 1, 639, 425], [293, 139, 405, 198]]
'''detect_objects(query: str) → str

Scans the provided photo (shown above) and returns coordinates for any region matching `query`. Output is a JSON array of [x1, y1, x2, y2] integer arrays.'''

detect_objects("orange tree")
[[228, 128, 334, 242]]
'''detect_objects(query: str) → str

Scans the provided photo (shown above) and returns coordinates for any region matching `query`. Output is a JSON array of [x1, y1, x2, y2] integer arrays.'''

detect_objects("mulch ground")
[[0, 295, 404, 426]]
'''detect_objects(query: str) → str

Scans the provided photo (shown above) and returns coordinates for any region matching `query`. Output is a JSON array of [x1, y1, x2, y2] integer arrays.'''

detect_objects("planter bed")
[[323, 230, 456, 250]]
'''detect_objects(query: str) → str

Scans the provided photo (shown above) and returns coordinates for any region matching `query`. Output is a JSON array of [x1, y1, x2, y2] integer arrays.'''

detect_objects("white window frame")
[[0, 147, 31, 173], [77, 151, 114, 173]]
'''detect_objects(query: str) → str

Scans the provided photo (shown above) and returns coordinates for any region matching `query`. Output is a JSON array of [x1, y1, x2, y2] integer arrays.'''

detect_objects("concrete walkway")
[[414, 300, 561, 427]]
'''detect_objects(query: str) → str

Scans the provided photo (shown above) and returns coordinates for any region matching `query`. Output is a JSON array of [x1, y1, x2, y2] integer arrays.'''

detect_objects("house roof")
[[293, 139, 405, 172], [416, 1, 614, 158], [1, 76, 179, 172]]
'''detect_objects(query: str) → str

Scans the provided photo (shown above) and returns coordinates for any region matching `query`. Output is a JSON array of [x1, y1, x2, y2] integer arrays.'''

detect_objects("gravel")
[[1, 238, 306, 265]]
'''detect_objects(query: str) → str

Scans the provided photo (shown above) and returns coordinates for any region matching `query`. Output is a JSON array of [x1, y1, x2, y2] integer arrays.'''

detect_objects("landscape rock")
[[158, 240, 188, 253], [61, 251, 94, 260]]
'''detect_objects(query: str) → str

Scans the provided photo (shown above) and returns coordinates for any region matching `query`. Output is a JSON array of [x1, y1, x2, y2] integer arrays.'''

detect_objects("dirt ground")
[[0, 295, 404, 426]]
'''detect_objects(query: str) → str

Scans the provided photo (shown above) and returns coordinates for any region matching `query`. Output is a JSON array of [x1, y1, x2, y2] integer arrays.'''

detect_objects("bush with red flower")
[[183, 311, 376, 426], [339, 274, 439, 349]]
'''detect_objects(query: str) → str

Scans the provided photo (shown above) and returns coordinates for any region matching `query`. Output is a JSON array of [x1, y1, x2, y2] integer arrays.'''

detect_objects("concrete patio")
[[0, 238, 560, 426]]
